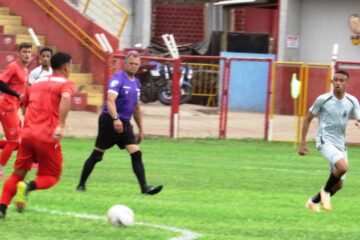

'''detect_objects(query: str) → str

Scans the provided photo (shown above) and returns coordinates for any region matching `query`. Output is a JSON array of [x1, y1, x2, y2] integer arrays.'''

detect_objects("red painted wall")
[[234, 7, 278, 53], [152, 4, 204, 44], [234, 8, 276, 36], [0, 0, 119, 85]]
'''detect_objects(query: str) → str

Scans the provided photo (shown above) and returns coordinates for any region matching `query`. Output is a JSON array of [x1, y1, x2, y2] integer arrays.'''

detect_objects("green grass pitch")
[[1, 138, 360, 239]]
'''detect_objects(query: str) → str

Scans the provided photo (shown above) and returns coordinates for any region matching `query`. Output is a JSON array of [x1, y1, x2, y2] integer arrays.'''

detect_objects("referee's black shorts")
[[95, 113, 137, 150]]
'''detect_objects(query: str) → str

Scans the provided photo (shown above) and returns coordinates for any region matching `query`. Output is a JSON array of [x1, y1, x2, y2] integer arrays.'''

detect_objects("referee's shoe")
[[142, 185, 163, 195]]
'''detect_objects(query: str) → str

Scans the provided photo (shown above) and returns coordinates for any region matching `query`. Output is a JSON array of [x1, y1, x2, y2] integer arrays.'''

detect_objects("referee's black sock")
[[78, 150, 104, 187], [324, 173, 340, 193], [130, 151, 147, 190]]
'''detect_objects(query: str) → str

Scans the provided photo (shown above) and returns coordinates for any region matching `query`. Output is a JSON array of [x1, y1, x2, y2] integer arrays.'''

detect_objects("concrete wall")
[[278, 0, 302, 61], [279, 0, 360, 63], [299, 0, 359, 63], [67, 0, 149, 50]]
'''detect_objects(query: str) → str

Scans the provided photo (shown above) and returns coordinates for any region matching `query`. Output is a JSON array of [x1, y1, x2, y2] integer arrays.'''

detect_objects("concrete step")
[[2, 25, 28, 34], [16, 34, 46, 46], [0, 7, 10, 15], [78, 84, 104, 94], [72, 64, 81, 73], [69, 72, 93, 85], [0, 15, 22, 26], [87, 94, 103, 106]]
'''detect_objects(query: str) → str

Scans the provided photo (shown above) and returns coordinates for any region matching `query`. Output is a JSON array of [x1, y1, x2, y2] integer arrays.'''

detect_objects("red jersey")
[[22, 73, 75, 143], [0, 60, 28, 111]]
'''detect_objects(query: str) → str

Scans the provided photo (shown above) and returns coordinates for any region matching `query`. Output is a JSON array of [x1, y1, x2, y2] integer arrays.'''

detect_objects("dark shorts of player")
[[95, 113, 137, 150]]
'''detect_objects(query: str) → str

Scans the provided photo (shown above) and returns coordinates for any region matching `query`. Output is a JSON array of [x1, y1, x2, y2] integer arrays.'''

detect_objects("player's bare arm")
[[106, 91, 123, 133], [133, 103, 144, 144], [53, 92, 71, 140], [298, 112, 315, 155]]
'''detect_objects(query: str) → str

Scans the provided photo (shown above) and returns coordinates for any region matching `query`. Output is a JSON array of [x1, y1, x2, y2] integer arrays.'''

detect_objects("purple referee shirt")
[[102, 71, 141, 121]]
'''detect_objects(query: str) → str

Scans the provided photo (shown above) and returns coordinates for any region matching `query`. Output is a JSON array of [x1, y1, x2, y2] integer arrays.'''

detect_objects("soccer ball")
[[107, 204, 135, 227]]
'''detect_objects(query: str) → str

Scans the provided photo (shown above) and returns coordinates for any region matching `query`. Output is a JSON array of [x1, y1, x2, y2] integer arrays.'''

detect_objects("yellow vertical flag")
[[291, 73, 301, 99]]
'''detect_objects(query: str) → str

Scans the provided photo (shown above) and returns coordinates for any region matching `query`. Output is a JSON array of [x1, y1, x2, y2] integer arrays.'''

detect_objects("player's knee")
[[90, 149, 104, 163], [335, 160, 348, 176], [130, 150, 142, 162], [338, 165, 348, 176], [48, 176, 59, 188]]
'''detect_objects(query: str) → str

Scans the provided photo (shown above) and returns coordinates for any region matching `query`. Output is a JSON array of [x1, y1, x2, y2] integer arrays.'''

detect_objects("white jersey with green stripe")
[[310, 92, 360, 150]]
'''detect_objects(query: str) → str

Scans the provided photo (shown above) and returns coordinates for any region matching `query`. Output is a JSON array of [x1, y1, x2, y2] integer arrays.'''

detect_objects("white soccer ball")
[[107, 204, 135, 227]]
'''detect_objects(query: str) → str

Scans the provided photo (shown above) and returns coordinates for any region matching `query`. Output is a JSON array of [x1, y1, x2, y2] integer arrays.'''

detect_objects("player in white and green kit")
[[299, 70, 360, 212]]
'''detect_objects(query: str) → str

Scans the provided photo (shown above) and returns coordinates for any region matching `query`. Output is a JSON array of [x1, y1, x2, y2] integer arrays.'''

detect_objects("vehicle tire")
[[179, 82, 193, 104], [157, 85, 172, 105]]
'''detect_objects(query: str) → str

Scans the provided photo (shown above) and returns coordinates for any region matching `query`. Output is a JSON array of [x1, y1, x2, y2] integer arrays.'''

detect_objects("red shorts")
[[0, 108, 21, 141], [14, 137, 63, 178]]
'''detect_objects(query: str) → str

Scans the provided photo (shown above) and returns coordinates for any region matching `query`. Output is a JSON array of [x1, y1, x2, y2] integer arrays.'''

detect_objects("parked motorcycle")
[[137, 61, 193, 105]]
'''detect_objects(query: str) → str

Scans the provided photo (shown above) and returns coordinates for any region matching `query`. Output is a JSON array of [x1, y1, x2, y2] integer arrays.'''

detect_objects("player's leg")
[[77, 147, 105, 191], [30, 141, 64, 189], [0, 138, 33, 218], [319, 143, 347, 211], [0, 141, 5, 178], [77, 114, 113, 191], [15, 140, 63, 214], [0, 110, 20, 176], [0, 170, 27, 218], [124, 137, 163, 195]]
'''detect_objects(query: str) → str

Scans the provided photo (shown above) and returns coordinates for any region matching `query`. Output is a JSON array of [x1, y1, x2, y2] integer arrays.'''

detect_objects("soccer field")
[[1, 138, 360, 239]]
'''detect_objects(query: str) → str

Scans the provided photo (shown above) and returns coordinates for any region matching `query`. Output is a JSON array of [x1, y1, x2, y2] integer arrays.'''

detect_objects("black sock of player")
[[324, 173, 340, 192], [0, 204, 7, 215], [27, 181, 36, 192], [312, 188, 337, 204], [311, 193, 321, 203], [130, 151, 147, 190], [78, 150, 104, 186]]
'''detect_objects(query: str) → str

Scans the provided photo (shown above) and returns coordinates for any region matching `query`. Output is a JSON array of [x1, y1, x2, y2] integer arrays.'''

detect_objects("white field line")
[[241, 166, 328, 175], [30, 206, 202, 240]]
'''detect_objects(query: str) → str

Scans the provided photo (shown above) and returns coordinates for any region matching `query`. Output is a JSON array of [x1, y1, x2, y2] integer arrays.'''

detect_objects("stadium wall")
[[0, 0, 119, 85], [279, 0, 360, 63]]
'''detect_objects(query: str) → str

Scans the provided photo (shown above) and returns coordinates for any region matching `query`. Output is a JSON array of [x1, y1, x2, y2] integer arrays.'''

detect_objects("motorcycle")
[[137, 61, 193, 105]]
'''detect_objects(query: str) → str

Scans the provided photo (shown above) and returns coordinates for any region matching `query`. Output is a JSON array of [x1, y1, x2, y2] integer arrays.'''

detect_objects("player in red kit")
[[0, 52, 75, 219], [0, 42, 32, 179]]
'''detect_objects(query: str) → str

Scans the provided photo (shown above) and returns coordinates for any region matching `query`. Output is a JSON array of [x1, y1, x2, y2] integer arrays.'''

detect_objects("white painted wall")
[[279, 0, 360, 63], [299, 0, 359, 63], [278, 0, 302, 61]]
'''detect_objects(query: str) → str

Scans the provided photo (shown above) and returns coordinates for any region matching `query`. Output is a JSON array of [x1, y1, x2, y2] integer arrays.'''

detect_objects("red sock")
[[34, 176, 59, 190], [0, 141, 19, 166], [0, 173, 24, 206]]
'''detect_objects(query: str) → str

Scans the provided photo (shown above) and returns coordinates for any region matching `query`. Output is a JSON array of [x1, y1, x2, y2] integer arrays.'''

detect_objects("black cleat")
[[142, 185, 163, 195], [76, 185, 86, 192]]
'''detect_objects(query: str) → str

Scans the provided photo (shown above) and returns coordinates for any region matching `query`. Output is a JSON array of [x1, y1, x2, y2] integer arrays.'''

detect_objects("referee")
[[76, 51, 163, 195]]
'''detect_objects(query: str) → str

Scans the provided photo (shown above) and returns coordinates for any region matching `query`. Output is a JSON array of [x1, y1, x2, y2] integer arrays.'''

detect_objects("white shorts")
[[318, 141, 348, 180]]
